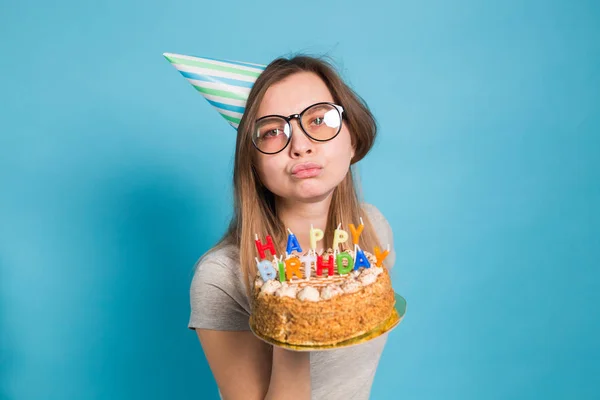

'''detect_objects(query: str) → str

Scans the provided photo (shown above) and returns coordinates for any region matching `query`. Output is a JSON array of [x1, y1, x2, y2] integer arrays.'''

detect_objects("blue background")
[[1, 0, 599, 399]]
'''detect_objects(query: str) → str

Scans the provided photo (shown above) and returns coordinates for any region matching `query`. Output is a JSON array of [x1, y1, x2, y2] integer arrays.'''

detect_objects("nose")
[[289, 118, 314, 158]]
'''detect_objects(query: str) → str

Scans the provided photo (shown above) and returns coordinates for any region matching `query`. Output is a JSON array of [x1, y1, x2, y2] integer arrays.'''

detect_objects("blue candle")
[[286, 228, 303, 254], [256, 258, 277, 281], [353, 245, 371, 270]]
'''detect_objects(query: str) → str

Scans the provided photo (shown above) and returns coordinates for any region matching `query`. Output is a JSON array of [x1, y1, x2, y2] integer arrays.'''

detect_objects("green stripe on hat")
[[220, 113, 242, 124], [165, 55, 261, 78], [192, 85, 248, 101]]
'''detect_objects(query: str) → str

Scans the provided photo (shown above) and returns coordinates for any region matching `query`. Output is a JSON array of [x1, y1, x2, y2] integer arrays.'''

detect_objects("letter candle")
[[309, 224, 324, 254], [285, 228, 303, 255], [274, 255, 286, 282], [254, 223, 388, 282], [255, 234, 276, 259], [316, 254, 334, 277], [336, 252, 354, 275], [255, 257, 277, 281], [374, 245, 390, 267], [353, 244, 371, 270], [284, 257, 303, 280], [332, 223, 349, 257], [300, 253, 316, 280], [348, 217, 364, 245]]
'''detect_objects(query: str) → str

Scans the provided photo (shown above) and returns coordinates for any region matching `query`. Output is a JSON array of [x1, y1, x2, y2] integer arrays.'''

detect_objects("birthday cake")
[[250, 226, 395, 346]]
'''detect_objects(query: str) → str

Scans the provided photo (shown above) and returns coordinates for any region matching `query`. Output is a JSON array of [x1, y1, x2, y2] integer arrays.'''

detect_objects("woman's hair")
[[216, 55, 384, 297]]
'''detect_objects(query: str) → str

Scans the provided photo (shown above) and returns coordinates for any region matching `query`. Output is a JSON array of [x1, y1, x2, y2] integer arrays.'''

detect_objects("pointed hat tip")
[[163, 51, 266, 131]]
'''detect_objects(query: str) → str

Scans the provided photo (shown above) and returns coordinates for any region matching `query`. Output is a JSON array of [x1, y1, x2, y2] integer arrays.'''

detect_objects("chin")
[[293, 181, 335, 202]]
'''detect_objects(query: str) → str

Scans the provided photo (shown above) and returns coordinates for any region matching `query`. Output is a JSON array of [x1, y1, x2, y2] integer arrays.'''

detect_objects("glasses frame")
[[252, 102, 345, 155]]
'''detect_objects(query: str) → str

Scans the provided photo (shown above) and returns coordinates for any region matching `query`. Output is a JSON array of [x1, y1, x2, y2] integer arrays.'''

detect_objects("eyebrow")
[[257, 102, 335, 119], [304, 104, 331, 112]]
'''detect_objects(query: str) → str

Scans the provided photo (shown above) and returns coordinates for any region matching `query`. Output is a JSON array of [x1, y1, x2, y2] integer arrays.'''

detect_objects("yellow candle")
[[348, 222, 364, 245], [374, 246, 390, 267], [332, 225, 349, 250], [309, 224, 324, 253]]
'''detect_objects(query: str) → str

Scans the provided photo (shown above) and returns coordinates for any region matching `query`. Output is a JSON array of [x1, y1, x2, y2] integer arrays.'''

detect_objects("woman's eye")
[[263, 129, 282, 138], [311, 117, 324, 126]]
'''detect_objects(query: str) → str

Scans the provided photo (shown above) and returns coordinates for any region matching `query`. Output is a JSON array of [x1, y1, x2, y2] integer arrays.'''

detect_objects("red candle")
[[316, 254, 334, 277], [255, 234, 276, 259]]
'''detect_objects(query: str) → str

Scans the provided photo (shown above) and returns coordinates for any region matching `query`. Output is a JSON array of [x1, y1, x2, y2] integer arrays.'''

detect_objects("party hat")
[[163, 53, 266, 129]]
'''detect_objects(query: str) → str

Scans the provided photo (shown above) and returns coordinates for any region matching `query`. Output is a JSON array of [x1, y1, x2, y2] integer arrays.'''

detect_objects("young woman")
[[189, 55, 396, 400]]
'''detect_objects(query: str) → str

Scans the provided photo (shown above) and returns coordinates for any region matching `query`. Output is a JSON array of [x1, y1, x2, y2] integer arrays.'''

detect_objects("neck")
[[275, 194, 333, 253]]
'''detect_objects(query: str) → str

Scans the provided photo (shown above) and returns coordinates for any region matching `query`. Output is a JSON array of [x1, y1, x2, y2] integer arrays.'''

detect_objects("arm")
[[196, 329, 311, 400], [191, 255, 311, 399], [196, 329, 272, 400], [265, 347, 310, 400]]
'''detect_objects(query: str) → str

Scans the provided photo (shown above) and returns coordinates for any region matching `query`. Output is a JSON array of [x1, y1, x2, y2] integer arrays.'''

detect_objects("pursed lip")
[[291, 162, 323, 176]]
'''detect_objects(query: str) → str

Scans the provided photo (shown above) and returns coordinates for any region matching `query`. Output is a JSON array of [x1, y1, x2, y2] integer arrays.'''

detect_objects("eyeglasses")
[[252, 102, 345, 155]]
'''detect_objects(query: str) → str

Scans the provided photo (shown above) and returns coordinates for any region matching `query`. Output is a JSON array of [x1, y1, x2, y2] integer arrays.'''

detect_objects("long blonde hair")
[[215, 55, 384, 298]]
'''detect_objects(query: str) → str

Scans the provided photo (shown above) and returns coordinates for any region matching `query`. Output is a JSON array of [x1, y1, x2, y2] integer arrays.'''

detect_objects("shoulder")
[[361, 203, 389, 226], [361, 203, 393, 240], [189, 242, 251, 330], [192, 243, 244, 289], [194, 243, 240, 274]]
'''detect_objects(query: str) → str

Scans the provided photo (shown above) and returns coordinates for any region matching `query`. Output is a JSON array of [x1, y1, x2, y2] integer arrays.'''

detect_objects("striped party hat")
[[163, 53, 266, 129]]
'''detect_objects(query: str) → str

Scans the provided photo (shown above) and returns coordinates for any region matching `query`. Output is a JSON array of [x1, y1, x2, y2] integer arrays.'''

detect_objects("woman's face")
[[254, 72, 355, 203]]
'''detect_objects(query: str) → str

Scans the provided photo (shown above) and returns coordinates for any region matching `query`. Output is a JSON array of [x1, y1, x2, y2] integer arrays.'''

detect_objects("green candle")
[[277, 256, 287, 283], [336, 252, 354, 275]]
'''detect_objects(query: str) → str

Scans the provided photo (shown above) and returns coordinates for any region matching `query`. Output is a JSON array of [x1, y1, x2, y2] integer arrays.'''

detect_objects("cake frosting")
[[255, 250, 387, 300]]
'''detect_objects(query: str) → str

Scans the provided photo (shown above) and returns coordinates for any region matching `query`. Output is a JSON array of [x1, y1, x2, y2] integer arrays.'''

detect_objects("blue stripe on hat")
[[199, 56, 266, 70], [179, 70, 255, 89], [205, 99, 246, 114]]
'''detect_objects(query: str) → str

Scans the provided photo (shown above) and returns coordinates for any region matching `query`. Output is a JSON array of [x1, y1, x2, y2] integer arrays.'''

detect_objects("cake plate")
[[249, 293, 406, 351]]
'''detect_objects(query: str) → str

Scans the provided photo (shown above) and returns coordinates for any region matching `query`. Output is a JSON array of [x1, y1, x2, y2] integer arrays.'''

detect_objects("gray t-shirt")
[[189, 203, 396, 400]]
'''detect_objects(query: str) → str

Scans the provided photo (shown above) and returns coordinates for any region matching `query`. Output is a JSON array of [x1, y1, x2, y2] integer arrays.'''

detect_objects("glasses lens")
[[301, 104, 342, 140], [253, 117, 291, 153]]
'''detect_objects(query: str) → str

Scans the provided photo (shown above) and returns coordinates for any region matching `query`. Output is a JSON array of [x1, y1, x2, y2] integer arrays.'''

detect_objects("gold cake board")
[[249, 293, 407, 351]]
